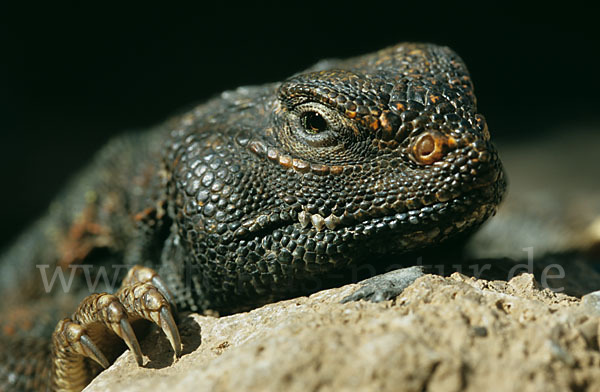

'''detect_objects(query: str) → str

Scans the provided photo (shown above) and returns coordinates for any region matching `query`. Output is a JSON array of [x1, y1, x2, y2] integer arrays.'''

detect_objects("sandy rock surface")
[[85, 273, 600, 392]]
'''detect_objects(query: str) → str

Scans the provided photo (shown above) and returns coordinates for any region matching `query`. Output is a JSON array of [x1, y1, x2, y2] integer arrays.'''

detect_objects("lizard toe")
[[50, 267, 180, 391], [116, 281, 182, 358]]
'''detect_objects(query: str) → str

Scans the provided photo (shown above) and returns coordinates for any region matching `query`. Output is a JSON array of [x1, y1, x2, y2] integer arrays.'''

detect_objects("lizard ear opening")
[[411, 131, 456, 165]]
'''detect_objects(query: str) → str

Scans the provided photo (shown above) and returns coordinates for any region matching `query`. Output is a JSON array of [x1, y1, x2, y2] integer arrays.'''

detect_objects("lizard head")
[[167, 43, 506, 300], [259, 43, 506, 253]]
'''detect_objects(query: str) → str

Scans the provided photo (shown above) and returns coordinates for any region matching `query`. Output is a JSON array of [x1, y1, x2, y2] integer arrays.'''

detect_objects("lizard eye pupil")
[[301, 111, 328, 134]]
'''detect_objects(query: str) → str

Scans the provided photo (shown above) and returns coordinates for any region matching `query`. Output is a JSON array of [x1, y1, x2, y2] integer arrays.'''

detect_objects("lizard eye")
[[301, 111, 329, 134], [290, 102, 345, 148]]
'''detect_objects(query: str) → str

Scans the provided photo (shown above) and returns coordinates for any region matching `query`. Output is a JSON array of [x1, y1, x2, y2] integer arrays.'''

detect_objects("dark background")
[[1, 3, 598, 249]]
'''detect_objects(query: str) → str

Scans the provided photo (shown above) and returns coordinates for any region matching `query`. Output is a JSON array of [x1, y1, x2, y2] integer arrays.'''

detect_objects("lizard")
[[0, 42, 506, 391]]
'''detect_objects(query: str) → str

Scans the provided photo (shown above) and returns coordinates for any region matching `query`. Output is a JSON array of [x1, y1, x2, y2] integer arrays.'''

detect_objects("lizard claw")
[[59, 323, 111, 369], [79, 334, 111, 369], [118, 281, 182, 357], [117, 317, 144, 366], [160, 306, 182, 357], [51, 266, 180, 391]]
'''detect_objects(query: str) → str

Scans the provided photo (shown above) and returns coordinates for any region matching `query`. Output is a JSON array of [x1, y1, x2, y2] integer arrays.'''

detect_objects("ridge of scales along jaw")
[[293, 186, 495, 233]]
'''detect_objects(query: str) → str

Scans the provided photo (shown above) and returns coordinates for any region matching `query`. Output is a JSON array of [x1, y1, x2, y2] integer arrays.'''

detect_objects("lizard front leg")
[[51, 266, 181, 392]]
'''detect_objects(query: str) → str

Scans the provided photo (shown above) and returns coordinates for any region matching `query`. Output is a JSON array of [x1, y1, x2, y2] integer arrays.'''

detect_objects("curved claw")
[[117, 273, 182, 360], [118, 318, 144, 366], [79, 334, 110, 369], [159, 306, 182, 357], [51, 267, 181, 391]]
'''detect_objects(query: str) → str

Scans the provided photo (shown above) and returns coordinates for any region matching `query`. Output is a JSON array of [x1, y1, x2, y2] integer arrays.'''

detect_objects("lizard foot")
[[340, 266, 424, 303], [51, 266, 181, 392]]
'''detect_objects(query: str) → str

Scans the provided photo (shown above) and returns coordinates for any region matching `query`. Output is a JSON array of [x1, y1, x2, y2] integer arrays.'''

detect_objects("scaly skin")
[[0, 43, 505, 391]]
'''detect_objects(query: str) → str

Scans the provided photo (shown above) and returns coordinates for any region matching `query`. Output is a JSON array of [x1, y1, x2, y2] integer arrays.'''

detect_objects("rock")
[[85, 272, 600, 392], [582, 291, 600, 315]]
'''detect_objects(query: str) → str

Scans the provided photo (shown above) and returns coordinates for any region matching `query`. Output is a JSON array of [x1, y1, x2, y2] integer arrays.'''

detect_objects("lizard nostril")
[[412, 131, 455, 165]]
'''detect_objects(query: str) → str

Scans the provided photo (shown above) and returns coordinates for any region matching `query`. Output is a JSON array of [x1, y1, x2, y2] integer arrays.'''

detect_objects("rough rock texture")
[[85, 273, 600, 392], [85, 128, 600, 392]]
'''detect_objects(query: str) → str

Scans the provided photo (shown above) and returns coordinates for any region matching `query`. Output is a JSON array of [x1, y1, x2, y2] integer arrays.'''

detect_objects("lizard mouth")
[[297, 182, 500, 233], [294, 169, 505, 234], [233, 169, 505, 243]]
